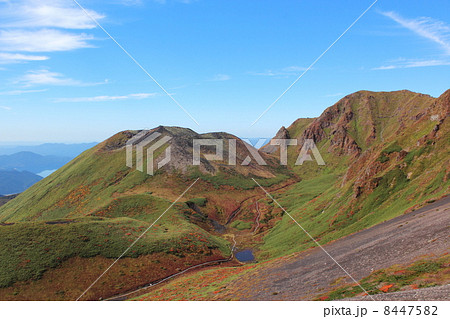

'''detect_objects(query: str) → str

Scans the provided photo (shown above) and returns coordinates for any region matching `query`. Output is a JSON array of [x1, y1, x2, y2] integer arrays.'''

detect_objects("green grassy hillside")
[[259, 90, 450, 258]]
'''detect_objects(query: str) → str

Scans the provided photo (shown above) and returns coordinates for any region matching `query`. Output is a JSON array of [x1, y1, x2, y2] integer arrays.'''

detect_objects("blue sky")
[[0, 0, 449, 143]]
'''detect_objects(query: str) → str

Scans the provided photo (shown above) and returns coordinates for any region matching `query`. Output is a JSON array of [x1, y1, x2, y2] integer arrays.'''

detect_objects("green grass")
[[0, 215, 230, 288], [382, 142, 403, 155], [377, 143, 403, 163], [92, 194, 175, 222], [259, 173, 340, 258], [0, 147, 137, 222], [230, 220, 252, 230]]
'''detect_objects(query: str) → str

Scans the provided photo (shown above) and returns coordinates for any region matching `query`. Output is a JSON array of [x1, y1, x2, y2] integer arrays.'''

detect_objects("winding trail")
[[253, 201, 262, 234]]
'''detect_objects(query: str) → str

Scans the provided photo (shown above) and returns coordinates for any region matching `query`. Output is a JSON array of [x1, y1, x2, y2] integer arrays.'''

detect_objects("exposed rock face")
[[266, 89, 449, 200], [329, 126, 360, 156], [430, 89, 450, 120], [295, 93, 363, 157]]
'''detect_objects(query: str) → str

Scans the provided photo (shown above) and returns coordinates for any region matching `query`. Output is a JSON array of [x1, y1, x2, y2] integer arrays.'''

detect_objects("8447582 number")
[[384, 306, 438, 316]]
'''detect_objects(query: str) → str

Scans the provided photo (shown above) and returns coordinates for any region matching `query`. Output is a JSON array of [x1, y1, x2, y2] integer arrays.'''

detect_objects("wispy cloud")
[[0, 29, 94, 52], [54, 93, 157, 103], [0, 0, 102, 64], [0, 52, 49, 64], [16, 69, 107, 87], [373, 58, 450, 70], [0, 89, 47, 95], [249, 65, 307, 77], [381, 11, 450, 54], [0, 0, 104, 29], [0, 105, 12, 111], [209, 74, 231, 82]]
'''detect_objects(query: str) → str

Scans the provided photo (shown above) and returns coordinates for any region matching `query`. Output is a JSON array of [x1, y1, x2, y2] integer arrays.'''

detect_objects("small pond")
[[235, 249, 255, 262]]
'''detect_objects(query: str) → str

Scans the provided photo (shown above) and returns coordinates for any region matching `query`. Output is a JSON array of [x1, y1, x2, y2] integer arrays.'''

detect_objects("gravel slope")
[[224, 196, 450, 300]]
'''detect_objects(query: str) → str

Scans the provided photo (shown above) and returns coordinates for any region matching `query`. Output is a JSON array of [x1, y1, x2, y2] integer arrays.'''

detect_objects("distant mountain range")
[[0, 143, 97, 195], [0, 152, 71, 174], [0, 142, 97, 157], [0, 170, 42, 195]]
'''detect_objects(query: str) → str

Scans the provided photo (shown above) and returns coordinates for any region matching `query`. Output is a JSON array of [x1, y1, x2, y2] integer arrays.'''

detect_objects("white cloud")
[[0, 89, 47, 95], [373, 58, 450, 70], [0, 52, 49, 64], [17, 69, 80, 86], [209, 74, 231, 81], [16, 69, 106, 87], [381, 11, 450, 54], [54, 93, 157, 102], [0, 29, 94, 52], [0, 1, 102, 64], [0, 105, 12, 111], [250, 65, 307, 77], [0, 0, 104, 29]]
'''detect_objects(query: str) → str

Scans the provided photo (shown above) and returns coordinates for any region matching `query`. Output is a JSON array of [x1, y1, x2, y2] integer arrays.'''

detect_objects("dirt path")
[[223, 196, 450, 300]]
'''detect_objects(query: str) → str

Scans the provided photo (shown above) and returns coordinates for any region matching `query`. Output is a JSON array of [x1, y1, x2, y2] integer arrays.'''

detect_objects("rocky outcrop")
[[296, 94, 362, 157]]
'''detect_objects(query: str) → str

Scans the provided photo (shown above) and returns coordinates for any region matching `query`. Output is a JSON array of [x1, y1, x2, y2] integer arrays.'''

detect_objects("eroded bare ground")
[[223, 196, 450, 300]]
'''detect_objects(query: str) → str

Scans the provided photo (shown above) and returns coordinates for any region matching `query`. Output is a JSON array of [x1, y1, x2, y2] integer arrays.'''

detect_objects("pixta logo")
[[126, 130, 172, 175], [193, 138, 325, 166], [126, 132, 325, 176]]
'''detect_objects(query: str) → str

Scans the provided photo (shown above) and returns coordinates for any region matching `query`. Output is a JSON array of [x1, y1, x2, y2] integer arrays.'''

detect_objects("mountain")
[[0, 126, 289, 222], [0, 89, 448, 301], [0, 152, 71, 174], [0, 143, 98, 158], [0, 170, 42, 195], [258, 89, 449, 257]]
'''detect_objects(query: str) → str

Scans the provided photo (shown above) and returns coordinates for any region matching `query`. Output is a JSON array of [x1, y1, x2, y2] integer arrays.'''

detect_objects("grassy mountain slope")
[[259, 89, 449, 258]]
